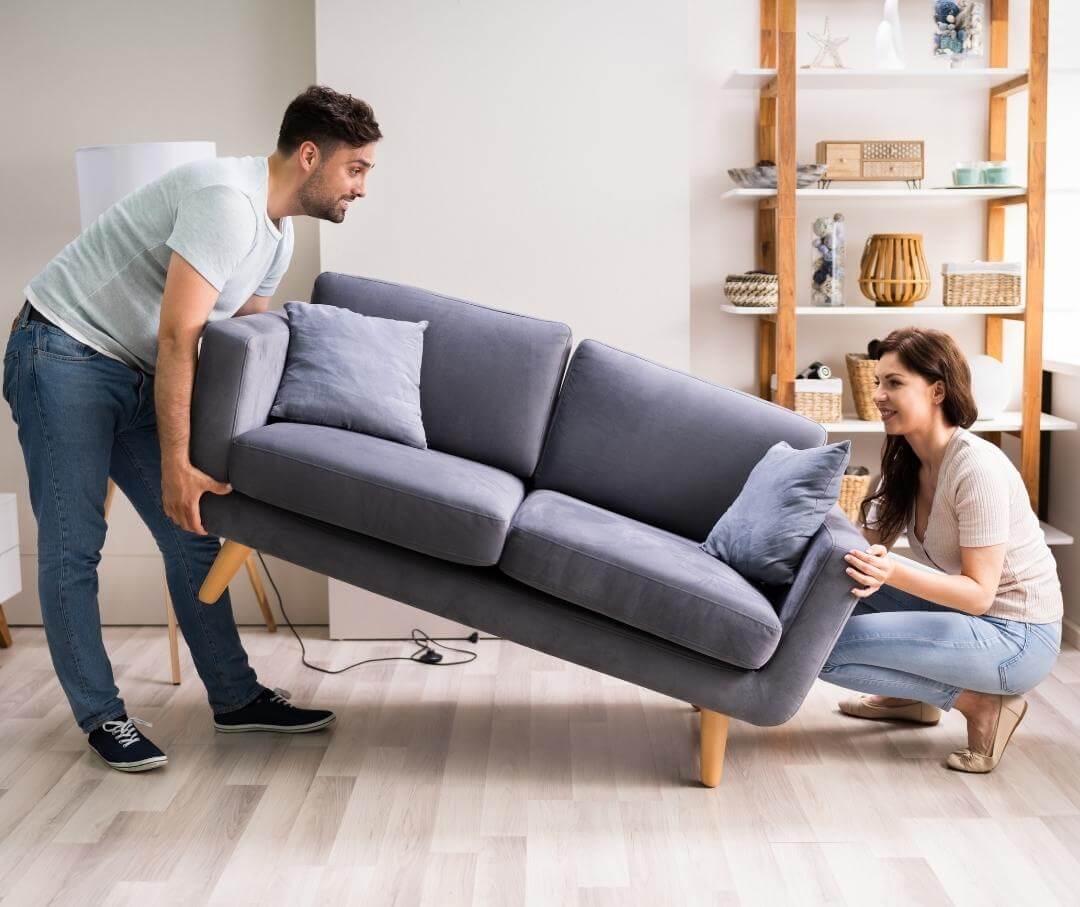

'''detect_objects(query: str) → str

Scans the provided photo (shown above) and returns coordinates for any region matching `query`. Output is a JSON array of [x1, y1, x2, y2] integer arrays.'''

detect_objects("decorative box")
[[815, 140, 925, 188]]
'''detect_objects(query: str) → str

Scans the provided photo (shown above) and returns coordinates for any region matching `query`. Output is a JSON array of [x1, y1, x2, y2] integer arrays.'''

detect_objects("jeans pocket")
[[1029, 621, 1062, 657], [998, 622, 1055, 694], [35, 326, 101, 361]]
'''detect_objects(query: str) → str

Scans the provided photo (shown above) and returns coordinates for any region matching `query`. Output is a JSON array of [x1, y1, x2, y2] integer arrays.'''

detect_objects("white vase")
[[970, 354, 1011, 420], [875, 0, 906, 69]]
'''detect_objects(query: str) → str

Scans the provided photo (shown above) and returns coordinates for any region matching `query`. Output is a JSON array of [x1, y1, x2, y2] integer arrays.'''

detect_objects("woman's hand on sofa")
[[844, 544, 894, 598], [163, 461, 232, 536]]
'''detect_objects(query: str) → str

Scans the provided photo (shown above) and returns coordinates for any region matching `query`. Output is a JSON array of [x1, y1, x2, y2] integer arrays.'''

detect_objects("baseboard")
[[1063, 616, 1080, 650]]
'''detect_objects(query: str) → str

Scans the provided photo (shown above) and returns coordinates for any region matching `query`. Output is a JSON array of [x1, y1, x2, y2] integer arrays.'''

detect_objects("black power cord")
[[255, 550, 478, 672]]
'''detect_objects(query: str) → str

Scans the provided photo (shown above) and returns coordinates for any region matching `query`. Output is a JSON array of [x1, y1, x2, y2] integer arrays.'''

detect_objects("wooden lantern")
[[858, 233, 931, 306]]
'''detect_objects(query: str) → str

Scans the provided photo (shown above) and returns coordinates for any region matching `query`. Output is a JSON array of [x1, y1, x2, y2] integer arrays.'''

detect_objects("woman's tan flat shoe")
[[839, 695, 942, 725], [946, 694, 1027, 773]]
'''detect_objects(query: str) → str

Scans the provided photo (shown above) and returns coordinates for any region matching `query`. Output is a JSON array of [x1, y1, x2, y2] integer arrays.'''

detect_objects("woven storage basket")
[[839, 473, 872, 524], [723, 272, 778, 307], [942, 262, 1022, 307], [846, 353, 882, 422], [773, 375, 843, 423]]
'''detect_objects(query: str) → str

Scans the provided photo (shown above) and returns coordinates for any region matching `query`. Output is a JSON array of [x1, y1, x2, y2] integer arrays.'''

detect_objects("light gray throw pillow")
[[701, 439, 851, 585], [270, 301, 429, 449]]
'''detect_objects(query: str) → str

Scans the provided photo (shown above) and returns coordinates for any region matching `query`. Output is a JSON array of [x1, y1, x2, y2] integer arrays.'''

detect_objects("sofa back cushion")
[[308, 272, 572, 477], [533, 340, 828, 541]]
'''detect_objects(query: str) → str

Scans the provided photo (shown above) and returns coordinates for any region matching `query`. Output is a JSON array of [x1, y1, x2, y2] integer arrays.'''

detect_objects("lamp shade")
[[74, 141, 216, 230]]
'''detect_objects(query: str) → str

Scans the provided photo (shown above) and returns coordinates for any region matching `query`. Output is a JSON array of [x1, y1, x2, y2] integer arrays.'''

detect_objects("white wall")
[[3, 1, 1076, 631], [0, 0, 328, 626], [316, 0, 691, 369]]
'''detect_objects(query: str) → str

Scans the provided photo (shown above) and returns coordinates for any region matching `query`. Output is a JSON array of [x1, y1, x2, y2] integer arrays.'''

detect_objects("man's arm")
[[156, 250, 233, 535], [232, 294, 271, 317]]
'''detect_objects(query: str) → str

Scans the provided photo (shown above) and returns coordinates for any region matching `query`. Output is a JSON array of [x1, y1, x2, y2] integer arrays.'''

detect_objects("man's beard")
[[298, 166, 346, 223]]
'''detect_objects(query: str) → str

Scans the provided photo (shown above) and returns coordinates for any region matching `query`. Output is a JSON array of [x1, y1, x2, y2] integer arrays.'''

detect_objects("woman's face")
[[872, 351, 945, 435]]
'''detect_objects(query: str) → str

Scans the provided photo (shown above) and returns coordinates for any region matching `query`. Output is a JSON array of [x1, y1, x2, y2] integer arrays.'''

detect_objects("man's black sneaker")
[[212, 687, 336, 734], [87, 715, 168, 772]]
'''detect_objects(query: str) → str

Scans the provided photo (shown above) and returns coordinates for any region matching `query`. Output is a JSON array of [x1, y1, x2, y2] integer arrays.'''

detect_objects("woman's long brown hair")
[[859, 327, 979, 544]]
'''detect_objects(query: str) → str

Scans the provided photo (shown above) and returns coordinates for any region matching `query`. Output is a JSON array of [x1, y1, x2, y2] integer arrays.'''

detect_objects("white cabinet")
[[0, 492, 21, 604]]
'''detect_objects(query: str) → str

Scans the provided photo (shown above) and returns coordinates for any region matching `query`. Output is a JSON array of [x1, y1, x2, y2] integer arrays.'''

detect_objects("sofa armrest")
[[190, 311, 290, 483], [747, 505, 868, 724]]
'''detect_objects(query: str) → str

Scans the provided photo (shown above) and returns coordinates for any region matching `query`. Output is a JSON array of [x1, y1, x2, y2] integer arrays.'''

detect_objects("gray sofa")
[[191, 272, 865, 787]]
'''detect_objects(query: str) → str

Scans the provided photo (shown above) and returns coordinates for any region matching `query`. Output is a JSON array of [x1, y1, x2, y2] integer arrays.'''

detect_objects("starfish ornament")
[[803, 18, 849, 69]]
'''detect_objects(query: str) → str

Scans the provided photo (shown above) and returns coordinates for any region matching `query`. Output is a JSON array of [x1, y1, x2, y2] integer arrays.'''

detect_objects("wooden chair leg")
[[104, 477, 117, 522], [198, 540, 252, 604], [0, 604, 12, 648], [165, 585, 181, 685], [699, 709, 730, 788], [243, 553, 277, 633]]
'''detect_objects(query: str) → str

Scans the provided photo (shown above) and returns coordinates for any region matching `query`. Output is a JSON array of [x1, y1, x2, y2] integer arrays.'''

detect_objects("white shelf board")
[[891, 520, 1073, 550], [821, 412, 1076, 433], [722, 67, 1028, 91], [719, 303, 1026, 316], [722, 187, 1027, 201], [1044, 358, 1080, 379]]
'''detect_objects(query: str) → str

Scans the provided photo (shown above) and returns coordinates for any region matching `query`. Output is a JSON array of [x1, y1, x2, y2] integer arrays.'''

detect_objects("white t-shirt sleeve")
[[953, 453, 1011, 547], [165, 185, 257, 293], [255, 219, 294, 297]]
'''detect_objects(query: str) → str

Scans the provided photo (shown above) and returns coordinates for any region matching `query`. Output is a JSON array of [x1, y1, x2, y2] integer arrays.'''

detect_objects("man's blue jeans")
[[820, 581, 1062, 710], [3, 300, 265, 732]]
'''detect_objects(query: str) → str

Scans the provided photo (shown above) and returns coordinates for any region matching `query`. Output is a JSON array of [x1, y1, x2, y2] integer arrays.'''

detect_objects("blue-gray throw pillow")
[[700, 439, 851, 585], [270, 301, 429, 449]]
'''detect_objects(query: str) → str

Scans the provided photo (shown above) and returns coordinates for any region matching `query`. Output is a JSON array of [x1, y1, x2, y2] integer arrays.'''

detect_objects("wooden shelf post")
[[774, 0, 797, 411], [1021, 0, 1049, 510]]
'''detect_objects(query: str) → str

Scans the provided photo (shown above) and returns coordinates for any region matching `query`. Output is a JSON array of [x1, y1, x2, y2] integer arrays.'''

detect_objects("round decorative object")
[[858, 233, 931, 306], [969, 354, 1010, 420]]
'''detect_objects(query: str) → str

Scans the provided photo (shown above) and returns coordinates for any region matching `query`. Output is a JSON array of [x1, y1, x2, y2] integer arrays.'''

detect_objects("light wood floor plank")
[[0, 626, 1078, 906]]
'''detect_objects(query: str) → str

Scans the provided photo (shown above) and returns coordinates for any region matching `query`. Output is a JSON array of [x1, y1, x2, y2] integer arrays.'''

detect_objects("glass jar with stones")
[[811, 213, 845, 306]]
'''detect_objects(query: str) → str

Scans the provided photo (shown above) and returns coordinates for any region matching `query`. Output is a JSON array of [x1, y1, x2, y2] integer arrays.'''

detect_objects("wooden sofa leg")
[[699, 709, 730, 788], [198, 540, 253, 604]]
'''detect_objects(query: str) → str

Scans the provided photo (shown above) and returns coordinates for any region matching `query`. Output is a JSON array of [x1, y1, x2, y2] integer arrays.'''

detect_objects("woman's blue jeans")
[[3, 301, 265, 733], [820, 580, 1063, 710]]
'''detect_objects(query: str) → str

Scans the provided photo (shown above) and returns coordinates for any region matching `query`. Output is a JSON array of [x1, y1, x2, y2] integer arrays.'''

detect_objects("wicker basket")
[[942, 263, 1022, 307], [772, 375, 843, 423], [795, 388, 842, 423], [839, 472, 872, 524], [846, 353, 882, 422], [724, 272, 778, 307]]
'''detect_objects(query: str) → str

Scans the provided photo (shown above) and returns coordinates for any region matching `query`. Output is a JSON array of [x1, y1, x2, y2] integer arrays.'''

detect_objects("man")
[[2, 84, 380, 772]]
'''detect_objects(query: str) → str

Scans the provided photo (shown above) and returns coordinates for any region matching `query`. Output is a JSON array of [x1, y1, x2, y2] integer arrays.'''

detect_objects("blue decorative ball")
[[935, 1, 960, 23]]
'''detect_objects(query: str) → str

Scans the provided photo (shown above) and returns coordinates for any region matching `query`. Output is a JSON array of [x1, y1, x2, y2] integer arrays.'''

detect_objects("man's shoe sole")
[[90, 748, 168, 772], [213, 714, 336, 734]]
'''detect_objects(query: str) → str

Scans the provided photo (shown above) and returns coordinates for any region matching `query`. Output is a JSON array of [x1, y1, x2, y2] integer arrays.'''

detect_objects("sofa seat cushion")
[[230, 422, 525, 566], [497, 490, 782, 668]]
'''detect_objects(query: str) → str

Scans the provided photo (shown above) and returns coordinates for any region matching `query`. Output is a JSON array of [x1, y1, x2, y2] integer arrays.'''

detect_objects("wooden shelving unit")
[[724, 0, 1070, 545]]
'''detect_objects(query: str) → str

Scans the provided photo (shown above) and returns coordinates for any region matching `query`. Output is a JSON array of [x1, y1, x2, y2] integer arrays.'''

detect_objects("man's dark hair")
[[277, 85, 382, 158]]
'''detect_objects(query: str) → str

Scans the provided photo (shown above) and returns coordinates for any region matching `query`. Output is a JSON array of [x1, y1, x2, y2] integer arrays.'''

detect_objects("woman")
[[818, 326, 1063, 773]]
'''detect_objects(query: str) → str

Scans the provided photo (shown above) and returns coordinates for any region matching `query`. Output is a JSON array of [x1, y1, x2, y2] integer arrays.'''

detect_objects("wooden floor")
[[2, 626, 1080, 906]]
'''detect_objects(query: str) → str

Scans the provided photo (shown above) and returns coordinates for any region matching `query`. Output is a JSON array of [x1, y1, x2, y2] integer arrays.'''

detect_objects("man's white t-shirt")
[[23, 154, 294, 374]]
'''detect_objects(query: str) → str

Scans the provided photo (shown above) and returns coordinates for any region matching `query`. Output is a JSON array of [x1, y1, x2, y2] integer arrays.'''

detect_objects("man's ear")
[[300, 141, 319, 172]]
